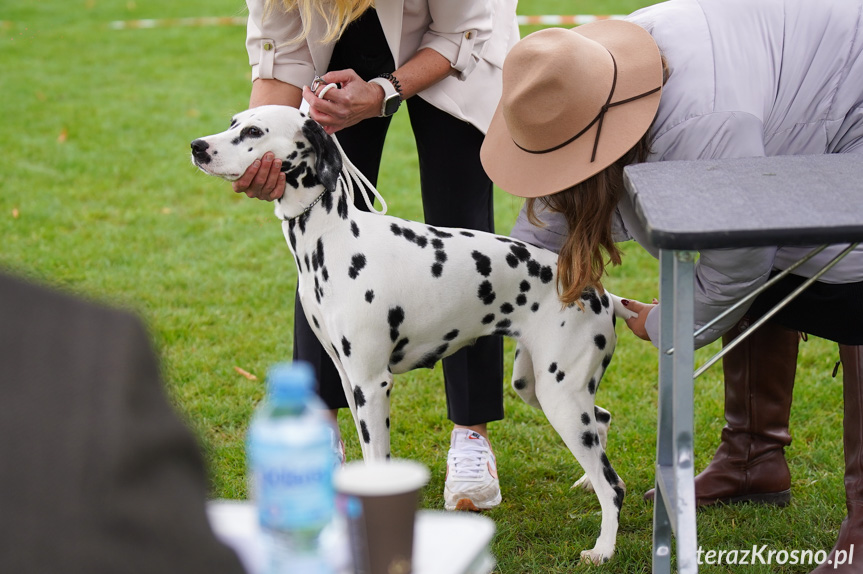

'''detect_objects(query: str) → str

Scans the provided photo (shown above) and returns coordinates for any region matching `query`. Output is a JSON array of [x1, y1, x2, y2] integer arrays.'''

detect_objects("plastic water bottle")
[[247, 362, 337, 574]]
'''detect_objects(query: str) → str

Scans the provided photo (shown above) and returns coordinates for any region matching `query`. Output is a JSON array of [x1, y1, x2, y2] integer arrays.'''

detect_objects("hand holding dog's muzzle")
[[231, 152, 286, 202]]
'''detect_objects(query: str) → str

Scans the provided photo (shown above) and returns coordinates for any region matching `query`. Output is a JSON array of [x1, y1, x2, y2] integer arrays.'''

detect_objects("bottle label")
[[250, 441, 335, 531]]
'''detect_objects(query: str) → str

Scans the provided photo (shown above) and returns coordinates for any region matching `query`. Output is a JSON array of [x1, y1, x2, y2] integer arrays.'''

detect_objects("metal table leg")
[[653, 250, 698, 573]]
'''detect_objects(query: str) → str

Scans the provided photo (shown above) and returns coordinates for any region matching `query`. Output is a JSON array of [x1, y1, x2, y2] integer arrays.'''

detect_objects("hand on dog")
[[622, 298, 658, 342], [303, 69, 383, 134], [232, 152, 286, 201]]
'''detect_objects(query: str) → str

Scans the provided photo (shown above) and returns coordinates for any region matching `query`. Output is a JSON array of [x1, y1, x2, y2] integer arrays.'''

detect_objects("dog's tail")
[[330, 132, 388, 215]]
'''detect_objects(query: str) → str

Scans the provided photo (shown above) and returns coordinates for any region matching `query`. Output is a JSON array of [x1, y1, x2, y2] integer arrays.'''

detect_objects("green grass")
[[0, 1, 848, 572]]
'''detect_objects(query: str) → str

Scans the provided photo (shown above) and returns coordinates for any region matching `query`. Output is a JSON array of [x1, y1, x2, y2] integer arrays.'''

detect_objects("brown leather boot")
[[645, 317, 799, 506], [811, 344, 863, 573]]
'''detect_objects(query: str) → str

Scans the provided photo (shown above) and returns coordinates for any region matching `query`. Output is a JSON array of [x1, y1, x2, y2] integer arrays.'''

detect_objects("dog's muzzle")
[[190, 139, 211, 164]]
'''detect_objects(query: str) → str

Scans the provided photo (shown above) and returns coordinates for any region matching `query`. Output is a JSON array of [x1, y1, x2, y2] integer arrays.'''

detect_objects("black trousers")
[[748, 271, 863, 345], [292, 10, 504, 425]]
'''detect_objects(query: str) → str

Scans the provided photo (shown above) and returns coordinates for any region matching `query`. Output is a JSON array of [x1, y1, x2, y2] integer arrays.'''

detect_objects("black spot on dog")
[[351, 221, 360, 238], [342, 336, 351, 357], [321, 267, 329, 282], [602, 355, 612, 370], [594, 334, 607, 350], [460, 231, 474, 237], [481, 314, 495, 324], [477, 281, 496, 305], [388, 307, 405, 342], [301, 166, 317, 188], [513, 378, 528, 390], [614, 486, 625, 511], [435, 250, 448, 263], [391, 337, 410, 364], [581, 291, 603, 314], [315, 238, 325, 269], [303, 254, 311, 273], [510, 244, 531, 262], [414, 344, 448, 369], [506, 254, 520, 268], [428, 227, 453, 238], [496, 319, 512, 330], [500, 303, 514, 314], [556, 371, 565, 383], [430, 238, 444, 250], [601, 294, 610, 308], [548, 362, 558, 373], [360, 420, 370, 444], [594, 408, 611, 425], [520, 280, 531, 292], [386, 418, 390, 429], [582, 431, 599, 448], [601, 452, 620, 485], [527, 260, 541, 277], [337, 191, 349, 220], [353, 386, 366, 407], [312, 316, 320, 329], [516, 294, 528, 306], [365, 290, 375, 303], [496, 237, 514, 244], [282, 163, 305, 189], [380, 381, 388, 387], [390, 223, 402, 237], [287, 220, 297, 250], [348, 254, 367, 279], [588, 378, 597, 395], [444, 329, 460, 341], [431, 263, 443, 277], [531, 302, 540, 312], [321, 188, 334, 213], [540, 266, 554, 284], [472, 251, 492, 277], [581, 412, 591, 426]]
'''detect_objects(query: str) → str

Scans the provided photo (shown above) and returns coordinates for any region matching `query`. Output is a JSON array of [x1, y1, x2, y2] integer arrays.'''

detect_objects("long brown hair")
[[526, 136, 652, 306], [265, 0, 374, 44], [527, 56, 669, 307]]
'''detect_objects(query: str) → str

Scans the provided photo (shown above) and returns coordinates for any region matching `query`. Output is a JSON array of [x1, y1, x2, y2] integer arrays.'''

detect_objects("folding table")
[[622, 154, 863, 573]]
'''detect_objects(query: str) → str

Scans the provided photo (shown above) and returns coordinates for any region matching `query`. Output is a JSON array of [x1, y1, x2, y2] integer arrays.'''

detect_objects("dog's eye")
[[242, 126, 264, 139]]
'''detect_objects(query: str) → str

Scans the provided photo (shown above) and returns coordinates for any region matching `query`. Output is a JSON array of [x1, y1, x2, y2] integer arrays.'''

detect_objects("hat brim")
[[481, 20, 662, 199]]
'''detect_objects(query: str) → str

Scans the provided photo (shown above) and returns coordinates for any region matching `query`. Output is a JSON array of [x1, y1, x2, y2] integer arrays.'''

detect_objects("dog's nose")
[[190, 139, 211, 163]]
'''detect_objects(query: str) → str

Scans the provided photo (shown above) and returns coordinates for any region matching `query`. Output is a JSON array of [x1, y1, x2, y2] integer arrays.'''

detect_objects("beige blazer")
[[246, 0, 519, 133]]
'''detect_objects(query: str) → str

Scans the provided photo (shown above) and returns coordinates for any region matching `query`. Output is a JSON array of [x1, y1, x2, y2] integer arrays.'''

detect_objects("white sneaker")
[[444, 429, 502, 511]]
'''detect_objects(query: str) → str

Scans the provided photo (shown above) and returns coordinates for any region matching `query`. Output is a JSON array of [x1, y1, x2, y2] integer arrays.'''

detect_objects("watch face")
[[383, 94, 401, 116]]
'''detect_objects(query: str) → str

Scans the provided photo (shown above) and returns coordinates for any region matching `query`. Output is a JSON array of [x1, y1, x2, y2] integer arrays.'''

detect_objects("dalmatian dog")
[[191, 105, 635, 564]]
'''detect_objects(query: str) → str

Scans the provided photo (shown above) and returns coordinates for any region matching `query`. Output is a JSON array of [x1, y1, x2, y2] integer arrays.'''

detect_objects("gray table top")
[[623, 154, 863, 250]]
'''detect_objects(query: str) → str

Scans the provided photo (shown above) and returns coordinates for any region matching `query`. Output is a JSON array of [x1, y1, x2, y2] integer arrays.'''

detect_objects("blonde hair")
[[527, 56, 669, 307], [265, 0, 375, 44]]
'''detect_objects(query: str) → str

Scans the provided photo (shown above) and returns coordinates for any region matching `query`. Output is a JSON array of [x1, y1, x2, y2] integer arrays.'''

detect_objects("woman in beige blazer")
[[235, 0, 518, 513]]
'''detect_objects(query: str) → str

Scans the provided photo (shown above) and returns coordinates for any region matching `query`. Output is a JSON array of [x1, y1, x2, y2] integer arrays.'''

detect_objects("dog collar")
[[286, 189, 327, 221]]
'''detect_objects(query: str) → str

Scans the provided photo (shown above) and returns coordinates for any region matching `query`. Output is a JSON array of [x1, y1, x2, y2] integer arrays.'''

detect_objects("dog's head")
[[190, 105, 342, 195]]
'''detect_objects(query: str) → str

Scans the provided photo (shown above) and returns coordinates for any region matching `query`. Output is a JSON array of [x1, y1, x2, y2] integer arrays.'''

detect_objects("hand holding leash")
[[304, 69, 385, 135]]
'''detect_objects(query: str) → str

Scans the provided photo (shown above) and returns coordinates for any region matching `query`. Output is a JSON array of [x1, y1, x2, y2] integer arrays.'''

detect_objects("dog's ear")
[[302, 119, 342, 192]]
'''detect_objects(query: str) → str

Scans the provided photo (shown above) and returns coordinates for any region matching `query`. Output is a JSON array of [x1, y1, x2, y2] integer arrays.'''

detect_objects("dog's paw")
[[571, 474, 595, 492], [580, 548, 613, 565]]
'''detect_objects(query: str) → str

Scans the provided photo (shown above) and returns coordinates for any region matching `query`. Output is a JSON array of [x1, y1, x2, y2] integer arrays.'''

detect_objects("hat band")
[[513, 53, 660, 162]]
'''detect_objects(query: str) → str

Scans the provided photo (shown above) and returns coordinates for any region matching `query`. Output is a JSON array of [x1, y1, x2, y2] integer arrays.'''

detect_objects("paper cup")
[[334, 460, 430, 574]]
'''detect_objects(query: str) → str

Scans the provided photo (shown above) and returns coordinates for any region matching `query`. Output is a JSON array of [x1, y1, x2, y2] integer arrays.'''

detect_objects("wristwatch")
[[369, 73, 403, 117]]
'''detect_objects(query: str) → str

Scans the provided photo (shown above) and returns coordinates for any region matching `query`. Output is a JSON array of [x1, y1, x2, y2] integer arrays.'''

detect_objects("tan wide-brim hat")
[[481, 21, 663, 198]]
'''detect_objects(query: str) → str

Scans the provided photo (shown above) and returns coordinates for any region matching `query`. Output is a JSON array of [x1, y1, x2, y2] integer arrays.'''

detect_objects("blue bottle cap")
[[266, 361, 315, 402]]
